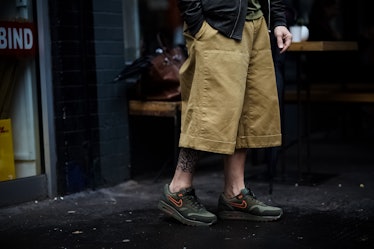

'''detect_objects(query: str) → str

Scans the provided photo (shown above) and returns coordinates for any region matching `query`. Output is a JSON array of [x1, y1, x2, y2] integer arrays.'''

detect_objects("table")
[[128, 100, 181, 117], [288, 41, 358, 52], [285, 41, 359, 181]]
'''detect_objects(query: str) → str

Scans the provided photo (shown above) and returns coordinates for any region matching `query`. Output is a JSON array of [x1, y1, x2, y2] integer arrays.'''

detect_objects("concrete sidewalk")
[[0, 138, 373, 249]]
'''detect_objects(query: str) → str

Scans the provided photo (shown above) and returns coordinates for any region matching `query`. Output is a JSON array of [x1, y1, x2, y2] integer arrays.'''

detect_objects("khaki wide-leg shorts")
[[179, 17, 281, 155]]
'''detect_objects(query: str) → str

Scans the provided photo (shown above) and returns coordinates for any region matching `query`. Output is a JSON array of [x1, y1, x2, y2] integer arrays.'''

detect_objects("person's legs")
[[217, 18, 283, 222]]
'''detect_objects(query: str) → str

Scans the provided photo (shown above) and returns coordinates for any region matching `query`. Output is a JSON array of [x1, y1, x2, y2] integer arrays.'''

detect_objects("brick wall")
[[49, 0, 130, 194]]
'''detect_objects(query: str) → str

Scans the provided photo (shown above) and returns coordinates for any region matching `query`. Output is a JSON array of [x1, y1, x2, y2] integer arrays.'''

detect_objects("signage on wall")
[[0, 21, 36, 57]]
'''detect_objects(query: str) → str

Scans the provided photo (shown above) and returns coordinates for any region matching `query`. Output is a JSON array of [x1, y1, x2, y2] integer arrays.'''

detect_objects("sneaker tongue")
[[242, 188, 256, 198], [182, 187, 194, 195], [241, 188, 250, 195]]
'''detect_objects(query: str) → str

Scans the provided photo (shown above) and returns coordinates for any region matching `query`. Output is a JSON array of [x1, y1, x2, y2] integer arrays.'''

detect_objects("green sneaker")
[[158, 184, 217, 226], [218, 188, 283, 221]]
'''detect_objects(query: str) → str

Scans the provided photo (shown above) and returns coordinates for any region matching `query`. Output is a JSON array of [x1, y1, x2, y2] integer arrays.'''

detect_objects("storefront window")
[[0, 0, 42, 182]]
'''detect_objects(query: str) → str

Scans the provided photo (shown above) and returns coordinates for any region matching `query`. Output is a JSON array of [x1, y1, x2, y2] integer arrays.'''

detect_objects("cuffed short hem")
[[236, 134, 282, 149], [179, 133, 236, 155], [179, 133, 282, 155]]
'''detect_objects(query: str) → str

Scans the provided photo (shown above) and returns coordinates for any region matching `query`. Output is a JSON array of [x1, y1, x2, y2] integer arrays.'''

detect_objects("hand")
[[274, 26, 292, 53]]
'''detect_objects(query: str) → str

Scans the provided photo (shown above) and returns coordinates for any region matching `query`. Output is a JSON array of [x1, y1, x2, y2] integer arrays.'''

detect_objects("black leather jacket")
[[178, 0, 287, 40]]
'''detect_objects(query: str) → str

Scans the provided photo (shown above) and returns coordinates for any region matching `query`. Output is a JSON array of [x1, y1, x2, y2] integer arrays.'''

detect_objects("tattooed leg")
[[169, 148, 201, 192], [176, 148, 201, 174]]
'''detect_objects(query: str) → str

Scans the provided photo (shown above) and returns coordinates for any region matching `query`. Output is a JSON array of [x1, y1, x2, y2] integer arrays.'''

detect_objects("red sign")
[[0, 21, 36, 57]]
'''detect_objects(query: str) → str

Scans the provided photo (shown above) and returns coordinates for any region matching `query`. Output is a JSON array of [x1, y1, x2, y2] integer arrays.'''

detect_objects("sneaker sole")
[[218, 210, 282, 222], [158, 200, 216, 226]]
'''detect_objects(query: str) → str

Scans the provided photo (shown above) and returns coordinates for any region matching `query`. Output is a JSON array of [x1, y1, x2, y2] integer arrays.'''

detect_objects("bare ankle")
[[169, 182, 192, 193]]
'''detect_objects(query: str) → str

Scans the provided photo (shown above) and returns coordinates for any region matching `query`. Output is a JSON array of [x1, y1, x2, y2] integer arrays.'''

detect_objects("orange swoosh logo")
[[168, 196, 183, 207], [230, 200, 247, 209]]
